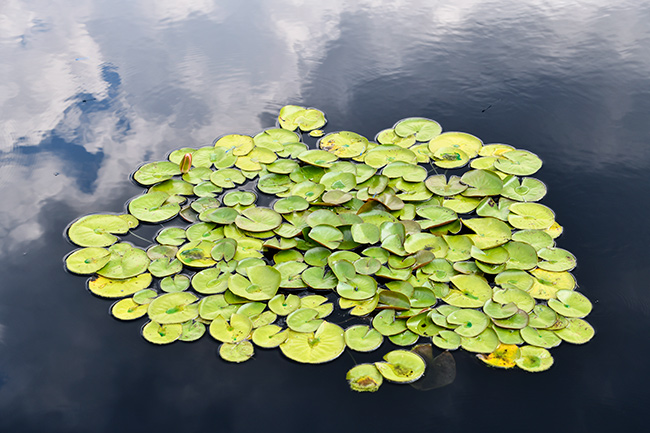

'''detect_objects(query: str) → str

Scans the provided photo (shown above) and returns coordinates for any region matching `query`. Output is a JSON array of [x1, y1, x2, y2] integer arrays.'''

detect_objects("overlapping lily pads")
[[65, 104, 592, 392]]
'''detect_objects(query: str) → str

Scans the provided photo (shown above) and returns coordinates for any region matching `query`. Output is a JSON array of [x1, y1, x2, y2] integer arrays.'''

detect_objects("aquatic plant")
[[64, 105, 593, 392]]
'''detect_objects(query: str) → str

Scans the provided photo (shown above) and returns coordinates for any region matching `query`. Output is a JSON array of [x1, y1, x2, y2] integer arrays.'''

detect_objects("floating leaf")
[[142, 321, 183, 345], [515, 345, 554, 372], [319, 131, 368, 158], [344, 325, 384, 352], [111, 298, 148, 321], [66, 247, 111, 274], [280, 321, 345, 364], [375, 350, 426, 383], [477, 343, 520, 369], [68, 214, 130, 247], [346, 364, 384, 392], [147, 292, 199, 324]]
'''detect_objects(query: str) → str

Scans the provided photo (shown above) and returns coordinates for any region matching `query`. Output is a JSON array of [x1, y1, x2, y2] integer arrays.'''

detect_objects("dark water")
[[1, 0, 649, 431]]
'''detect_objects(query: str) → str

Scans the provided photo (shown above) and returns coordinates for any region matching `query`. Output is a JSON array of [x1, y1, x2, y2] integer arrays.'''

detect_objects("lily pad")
[[111, 298, 148, 321], [344, 325, 384, 352], [477, 343, 520, 369], [219, 340, 255, 363], [515, 345, 554, 372], [148, 292, 199, 324], [133, 161, 181, 185], [68, 214, 130, 247], [394, 118, 441, 141], [495, 150, 543, 176], [346, 364, 384, 392], [280, 321, 345, 364], [375, 350, 426, 383], [66, 247, 111, 274], [128, 192, 180, 223], [548, 290, 592, 318], [554, 318, 595, 344], [88, 273, 152, 298], [319, 131, 368, 158], [142, 321, 183, 345]]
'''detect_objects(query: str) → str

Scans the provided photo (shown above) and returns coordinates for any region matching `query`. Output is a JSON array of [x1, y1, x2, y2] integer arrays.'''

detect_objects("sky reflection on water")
[[0, 0, 649, 431]]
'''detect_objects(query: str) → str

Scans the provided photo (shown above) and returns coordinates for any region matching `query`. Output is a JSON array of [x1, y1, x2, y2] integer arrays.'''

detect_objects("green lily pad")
[[319, 131, 368, 158], [179, 320, 206, 342], [432, 330, 461, 350], [198, 295, 236, 321], [280, 321, 345, 364], [97, 244, 149, 279], [219, 340, 254, 363], [337, 274, 378, 301], [501, 176, 547, 202], [273, 196, 310, 214], [425, 174, 467, 196], [394, 118, 441, 142], [286, 308, 323, 333], [209, 313, 253, 344], [460, 169, 503, 197], [68, 214, 131, 247], [128, 192, 180, 223], [346, 364, 384, 392], [88, 273, 152, 298], [406, 313, 444, 337], [476, 197, 512, 221], [142, 321, 183, 345], [443, 274, 492, 308], [492, 309, 530, 329], [111, 298, 148, 321], [492, 325, 525, 345], [431, 146, 470, 169], [308, 225, 343, 250], [235, 207, 282, 232], [460, 328, 499, 353], [268, 294, 301, 316], [548, 290, 592, 318], [494, 270, 535, 292], [155, 227, 187, 246], [344, 325, 384, 352], [495, 150, 543, 176], [177, 240, 217, 267], [191, 268, 229, 295], [279, 106, 326, 132], [147, 292, 199, 324], [375, 350, 426, 383], [508, 202, 555, 230], [462, 217, 512, 249], [66, 247, 111, 274], [483, 299, 519, 319], [529, 269, 576, 299], [537, 247, 577, 272], [493, 287, 535, 313], [159, 274, 190, 292], [133, 161, 181, 185], [302, 267, 338, 289], [429, 132, 483, 159], [372, 309, 407, 336], [447, 309, 489, 337], [254, 128, 300, 151], [515, 345, 554, 372], [252, 324, 289, 348], [554, 318, 595, 344], [520, 326, 562, 348], [133, 289, 157, 305]]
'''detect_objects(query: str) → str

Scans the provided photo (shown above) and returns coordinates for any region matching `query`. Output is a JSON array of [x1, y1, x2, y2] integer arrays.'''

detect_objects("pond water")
[[1, 0, 649, 431]]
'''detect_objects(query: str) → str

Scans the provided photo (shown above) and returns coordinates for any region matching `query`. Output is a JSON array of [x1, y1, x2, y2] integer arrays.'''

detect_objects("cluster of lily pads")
[[64, 105, 594, 393]]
